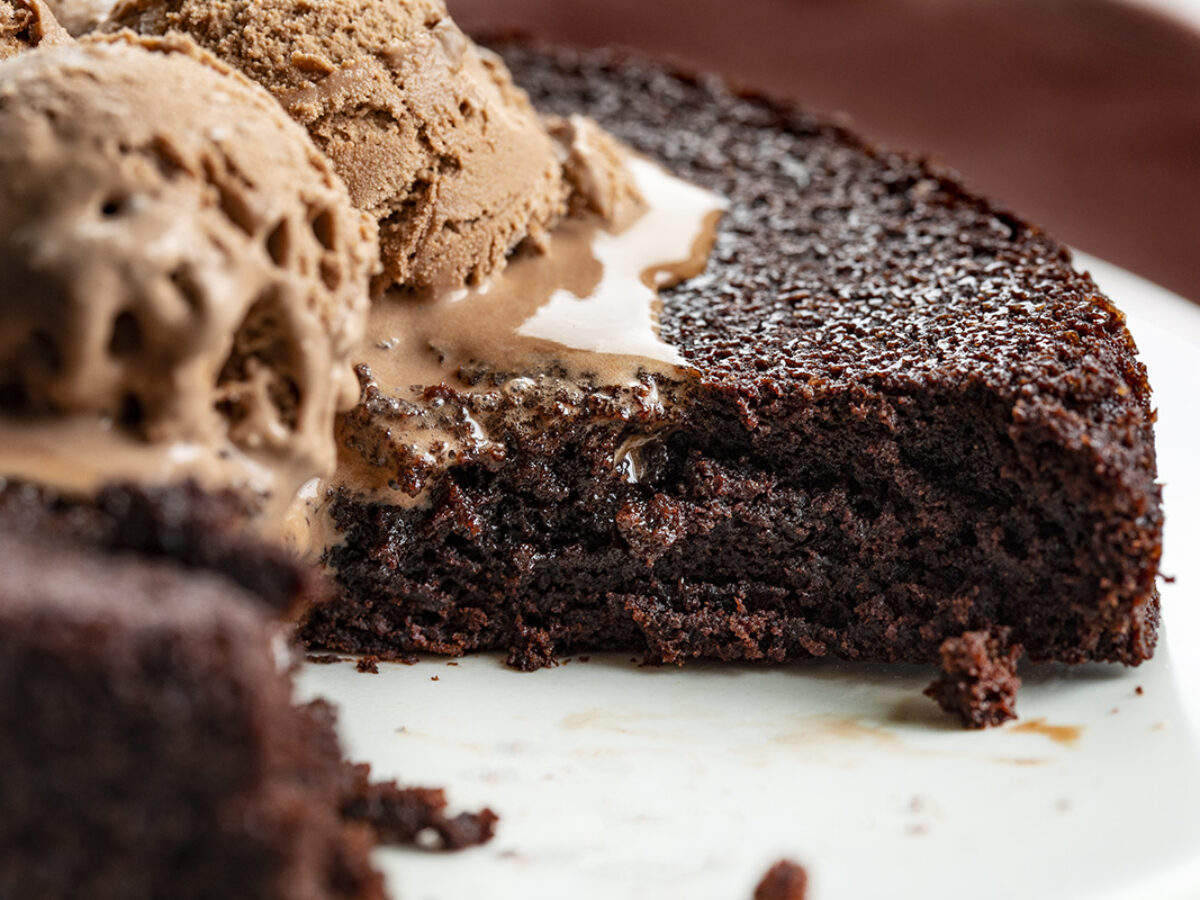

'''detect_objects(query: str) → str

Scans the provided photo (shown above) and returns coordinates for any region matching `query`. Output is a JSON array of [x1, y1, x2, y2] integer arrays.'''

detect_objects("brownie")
[[301, 43, 1162, 726]]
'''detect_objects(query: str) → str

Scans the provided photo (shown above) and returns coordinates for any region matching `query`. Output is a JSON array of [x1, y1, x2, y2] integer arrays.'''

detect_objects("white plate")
[[1133, 0, 1200, 31], [298, 254, 1200, 900]]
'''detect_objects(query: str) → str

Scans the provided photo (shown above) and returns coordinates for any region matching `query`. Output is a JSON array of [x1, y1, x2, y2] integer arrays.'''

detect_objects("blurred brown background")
[[450, 0, 1200, 305]]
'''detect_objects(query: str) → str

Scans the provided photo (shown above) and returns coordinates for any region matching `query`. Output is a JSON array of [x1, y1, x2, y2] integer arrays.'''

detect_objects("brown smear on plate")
[[1010, 717, 1083, 747]]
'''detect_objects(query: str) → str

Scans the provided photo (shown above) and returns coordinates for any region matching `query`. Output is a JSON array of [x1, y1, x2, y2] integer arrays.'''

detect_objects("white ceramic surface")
[[297, 254, 1200, 900], [1136, 0, 1200, 31]]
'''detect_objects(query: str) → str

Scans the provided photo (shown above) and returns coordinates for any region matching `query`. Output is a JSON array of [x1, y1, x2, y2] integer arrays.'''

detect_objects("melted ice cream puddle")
[[514, 156, 727, 365], [284, 154, 726, 558], [361, 155, 726, 391]]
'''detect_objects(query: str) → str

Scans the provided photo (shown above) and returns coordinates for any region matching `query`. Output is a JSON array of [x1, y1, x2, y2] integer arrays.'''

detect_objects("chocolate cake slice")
[[0, 480, 321, 617], [0, 525, 381, 899], [301, 43, 1162, 727], [0, 482, 495, 899]]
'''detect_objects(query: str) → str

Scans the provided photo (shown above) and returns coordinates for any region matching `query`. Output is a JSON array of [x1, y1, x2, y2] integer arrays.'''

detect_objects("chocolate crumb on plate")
[[924, 629, 1023, 728], [754, 859, 809, 900], [342, 763, 499, 851]]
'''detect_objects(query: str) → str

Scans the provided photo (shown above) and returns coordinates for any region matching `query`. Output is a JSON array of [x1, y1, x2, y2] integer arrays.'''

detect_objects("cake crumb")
[[1135, 685, 1144, 696], [431, 675, 439, 682], [356, 656, 380, 674], [754, 859, 808, 900], [925, 629, 1022, 728], [341, 763, 497, 851], [306, 653, 347, 665]]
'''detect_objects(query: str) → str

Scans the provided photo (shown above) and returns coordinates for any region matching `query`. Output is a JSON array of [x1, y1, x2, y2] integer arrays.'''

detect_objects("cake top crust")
[[501, 45, 1152, 429]]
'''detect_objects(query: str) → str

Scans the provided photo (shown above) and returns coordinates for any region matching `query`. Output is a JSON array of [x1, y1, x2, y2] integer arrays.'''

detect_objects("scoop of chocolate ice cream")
[[547, 114, 646, 229], [0, 0, 68, 57], [0, 33, 378, 507], [41, 0, 110, 35], [111, 0, 568, 291]]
